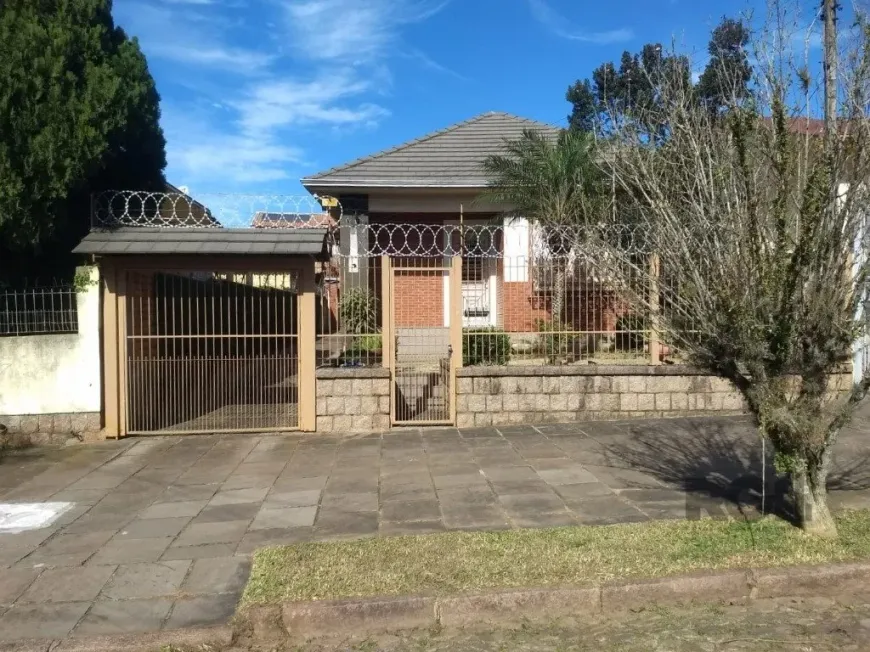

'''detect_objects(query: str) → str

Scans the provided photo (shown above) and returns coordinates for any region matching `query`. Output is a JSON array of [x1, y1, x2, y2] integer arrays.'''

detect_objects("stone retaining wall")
[[0, 412, 103, 443], [455, 365, 852, 429], [316, 368, 391, 433]]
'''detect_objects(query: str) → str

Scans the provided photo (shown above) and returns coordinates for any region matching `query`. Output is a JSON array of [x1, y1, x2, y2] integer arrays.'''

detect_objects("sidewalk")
[[0, 409, 868, 644]]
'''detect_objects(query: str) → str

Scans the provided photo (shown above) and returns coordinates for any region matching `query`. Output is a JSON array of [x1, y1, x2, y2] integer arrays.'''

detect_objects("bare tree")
[[573, 1, 870, 536]]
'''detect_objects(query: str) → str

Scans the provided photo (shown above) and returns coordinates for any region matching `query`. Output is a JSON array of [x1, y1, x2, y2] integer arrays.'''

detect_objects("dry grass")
[[241, 511, 870, 606]]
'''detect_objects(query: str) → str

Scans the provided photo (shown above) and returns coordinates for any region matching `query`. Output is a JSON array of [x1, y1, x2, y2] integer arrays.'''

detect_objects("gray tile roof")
[[73, 228, 329, 256], [301, 111, 560, 189]]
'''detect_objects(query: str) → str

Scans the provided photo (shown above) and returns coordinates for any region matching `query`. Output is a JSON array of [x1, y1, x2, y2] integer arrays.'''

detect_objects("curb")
[[0, 625, 233, 652], [242, 561, 870, 639]]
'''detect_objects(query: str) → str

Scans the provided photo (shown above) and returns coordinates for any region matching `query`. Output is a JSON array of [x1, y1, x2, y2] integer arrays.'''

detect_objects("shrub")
[[463, 328, 511, 366], [615, 313, 647, 351], [339, 288, 378, 334], [534, 319, 579, 363]]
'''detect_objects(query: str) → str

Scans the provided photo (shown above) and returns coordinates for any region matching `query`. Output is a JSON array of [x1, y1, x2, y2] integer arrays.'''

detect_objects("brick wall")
[[392, 266, 445, 328], [316, 368, 391, 433]]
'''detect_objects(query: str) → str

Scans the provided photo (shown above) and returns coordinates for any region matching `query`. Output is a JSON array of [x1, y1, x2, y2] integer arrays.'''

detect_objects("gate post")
[[101, 261, 122, 439], [648, 252, 662, 366], [450, 255, 463, 424], [381, 255, 392, 369], [298, 263, 317, 432]]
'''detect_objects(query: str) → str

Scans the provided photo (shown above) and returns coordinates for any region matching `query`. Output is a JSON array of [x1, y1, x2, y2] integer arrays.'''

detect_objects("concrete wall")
[[0, 268, 102, 437], [316, 368, 391, 433]]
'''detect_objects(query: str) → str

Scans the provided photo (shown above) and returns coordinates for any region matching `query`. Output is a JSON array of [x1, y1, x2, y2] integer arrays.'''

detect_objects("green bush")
[[534, 319, 579, 363], [615, 313, 646, 351], [463, 328, 511, 366], [339, 288, 378, 334]]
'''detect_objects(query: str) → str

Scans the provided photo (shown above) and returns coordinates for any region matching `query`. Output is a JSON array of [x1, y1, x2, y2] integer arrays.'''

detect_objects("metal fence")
[[0, 286, 79, 336], [88, 191, 682, 368], [92, 191, 333, 229], [317, 218, 677, 368]]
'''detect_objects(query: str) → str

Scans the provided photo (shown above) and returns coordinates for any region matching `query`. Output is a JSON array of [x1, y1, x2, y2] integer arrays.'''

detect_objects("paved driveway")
[[0, 410, 868, 644]]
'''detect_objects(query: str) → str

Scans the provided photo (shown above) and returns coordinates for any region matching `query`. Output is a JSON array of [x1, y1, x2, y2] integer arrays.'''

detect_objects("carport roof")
[[72, 227, 329, 256]]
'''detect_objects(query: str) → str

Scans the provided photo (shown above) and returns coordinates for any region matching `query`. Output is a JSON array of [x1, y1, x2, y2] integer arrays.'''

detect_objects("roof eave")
[[301, 179, 490, 189]]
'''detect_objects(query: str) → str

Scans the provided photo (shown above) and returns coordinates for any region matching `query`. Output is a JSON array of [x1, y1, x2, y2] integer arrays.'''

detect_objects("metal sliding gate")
[[389, 259, 455, 425], [125, 270, 300, 434]]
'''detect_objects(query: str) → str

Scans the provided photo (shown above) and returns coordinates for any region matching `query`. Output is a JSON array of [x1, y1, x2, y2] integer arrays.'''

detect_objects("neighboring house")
[[301, 111, 618, 342]]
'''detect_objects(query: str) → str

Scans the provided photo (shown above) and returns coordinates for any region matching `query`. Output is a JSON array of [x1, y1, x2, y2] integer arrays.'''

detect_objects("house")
[[302, 111, 621, 362]]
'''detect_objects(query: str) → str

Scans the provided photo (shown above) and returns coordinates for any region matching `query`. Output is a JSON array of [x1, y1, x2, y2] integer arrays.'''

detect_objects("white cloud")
[[118, 0, 449, 187], [236, 73, 389, 133], [162, 105, 305, 187], [527, 0, 633, 44], [119, 2, 272, 74], [403, 49, 470, 82], [283, 0, 451, 63]]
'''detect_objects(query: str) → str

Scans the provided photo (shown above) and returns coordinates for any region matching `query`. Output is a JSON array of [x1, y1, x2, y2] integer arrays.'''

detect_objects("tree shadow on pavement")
[[595, 416, 870, 525]]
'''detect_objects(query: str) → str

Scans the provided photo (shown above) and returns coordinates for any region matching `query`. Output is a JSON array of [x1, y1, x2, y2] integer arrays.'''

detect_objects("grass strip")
[[242, 510, 870, 605]]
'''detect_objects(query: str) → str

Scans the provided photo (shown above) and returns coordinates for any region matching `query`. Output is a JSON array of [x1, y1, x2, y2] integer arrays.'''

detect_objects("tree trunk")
[[791, 458, 837, 538], [551, 266, 566, 363]]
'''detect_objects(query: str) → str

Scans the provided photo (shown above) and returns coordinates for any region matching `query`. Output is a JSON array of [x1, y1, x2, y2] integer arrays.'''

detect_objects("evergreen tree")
[[567, 16, 750, 133], [0, 0, 165, 283]]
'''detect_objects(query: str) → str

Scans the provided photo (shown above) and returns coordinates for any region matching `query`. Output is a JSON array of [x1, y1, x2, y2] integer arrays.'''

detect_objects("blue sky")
[[113, 0, 826, 195]]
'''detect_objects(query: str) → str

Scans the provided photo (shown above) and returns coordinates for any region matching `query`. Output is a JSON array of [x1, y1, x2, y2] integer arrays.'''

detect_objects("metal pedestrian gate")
[[389, 258, 457, 425], [124, 270, 300, 434]]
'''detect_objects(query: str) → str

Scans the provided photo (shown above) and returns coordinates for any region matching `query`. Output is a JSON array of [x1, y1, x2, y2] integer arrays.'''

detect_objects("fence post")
[[450, 256, 463, 424], [102, 263, 121, 438], [381, 255, 392, 369], [297, 263, 317, 432], [649, 252, 661, 366]]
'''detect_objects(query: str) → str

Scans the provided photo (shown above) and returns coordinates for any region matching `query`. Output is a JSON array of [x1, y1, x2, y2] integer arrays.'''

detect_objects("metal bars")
[[0, 286, 78, 335], [124, 270, 300, 434], [390, 259, 453, 424]]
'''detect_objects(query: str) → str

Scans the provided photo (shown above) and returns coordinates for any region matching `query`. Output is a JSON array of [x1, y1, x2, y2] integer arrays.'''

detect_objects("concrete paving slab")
[[182, 557, 250, 595], [0, 601, 91, 640], [19, 565, 115, 604], [117, 517, 192, 539], [87, 536, 174, 565], [263, 489, 322, 508], [250, 506, 317, 530], [73, 597, 173, 635], [208, 488, 270, 507], [380, 500, 442, 522], [236, 527, 311, 554], [140, 500, 209, 519], [0, 567, 40, 606], [160, 543, 238, 561], [101, 560, 190, 600], [173, 520, 251, 547], [165, 594, 237, 629]]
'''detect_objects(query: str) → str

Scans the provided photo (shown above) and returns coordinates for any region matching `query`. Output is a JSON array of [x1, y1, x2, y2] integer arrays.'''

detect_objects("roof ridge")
[[302, 111, 558, 182]]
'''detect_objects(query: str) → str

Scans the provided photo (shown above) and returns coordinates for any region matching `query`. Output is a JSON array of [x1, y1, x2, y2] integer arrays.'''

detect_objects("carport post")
[[298, 262, 317, 432], [101, 261, 122, 439]]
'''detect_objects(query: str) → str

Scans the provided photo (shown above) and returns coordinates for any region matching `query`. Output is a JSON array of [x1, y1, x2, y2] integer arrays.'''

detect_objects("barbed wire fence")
[[89, 191, 689, 368]]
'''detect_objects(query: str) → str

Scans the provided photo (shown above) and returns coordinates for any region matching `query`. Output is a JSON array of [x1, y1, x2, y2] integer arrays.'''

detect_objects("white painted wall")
[[503, 217, 530, 282], [0, 268, 101, 416]]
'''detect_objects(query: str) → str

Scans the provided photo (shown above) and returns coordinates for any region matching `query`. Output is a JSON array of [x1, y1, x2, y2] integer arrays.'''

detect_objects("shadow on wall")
[[598, 416, 870, 526]]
